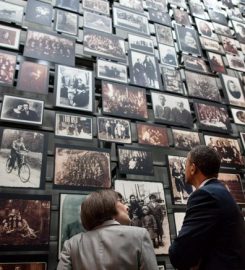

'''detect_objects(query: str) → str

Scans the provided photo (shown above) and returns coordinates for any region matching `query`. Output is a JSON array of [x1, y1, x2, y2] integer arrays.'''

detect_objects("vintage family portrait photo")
[[83, 11, 112, 33], [161, 67, 184, 94], [119, 0, 144, 13], [207, 52, 226, 74], [231, 108, 245, 126], [83, 0, 110, 16], [148, 9, 171, 26], [56, 0, 80, 12], [0, 25, 20, 50], [128, 34, 154, 55], [182, 55, 211, 74], [0, 262, 46, 270], [155, 24, 174, 46], [159, 44, 178, 67], [55, 9, 78, 36], [0, 50, 16, 86], [0, 1, 24, 24], [172, 128, 200, 151]]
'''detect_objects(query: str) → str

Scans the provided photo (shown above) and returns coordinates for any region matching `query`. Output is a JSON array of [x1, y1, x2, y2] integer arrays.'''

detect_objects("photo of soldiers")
[[148, 9, 171, 26], [172, 129, 200, 151], [83, 0, 110, 16], [155, 24, 174, 46], [56, 0, 80, 12], [0, 25, 20, 50], [119, 0, 144, 13], [128, 34, 154, 55], [0, 1, 23, 24], [226, 54, 245, 72], [0, 50, 16, 86], [161, 67, 183, 94], [55, 10, 78, 36], [207, 52, 226, 73], [83, 11, 112, 34], [173, 8, 191, 27], [182, 55, 211, 74]]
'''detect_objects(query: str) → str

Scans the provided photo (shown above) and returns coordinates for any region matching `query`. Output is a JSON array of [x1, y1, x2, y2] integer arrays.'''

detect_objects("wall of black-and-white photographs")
[[0, 0, 245, 269]]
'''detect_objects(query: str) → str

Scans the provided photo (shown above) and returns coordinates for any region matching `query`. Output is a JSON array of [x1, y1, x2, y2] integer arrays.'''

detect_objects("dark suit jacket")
[[169, 179, 245, 270]]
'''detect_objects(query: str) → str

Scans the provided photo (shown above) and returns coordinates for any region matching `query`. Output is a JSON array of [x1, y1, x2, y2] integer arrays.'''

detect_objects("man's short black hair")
[[189, 145, 221, 177], [149, 194, 157, 200]]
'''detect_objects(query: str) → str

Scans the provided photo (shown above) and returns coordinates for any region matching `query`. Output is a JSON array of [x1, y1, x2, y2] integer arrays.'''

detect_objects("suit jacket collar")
[[94, 220, 120, 230], [201, 178, 218, 187]]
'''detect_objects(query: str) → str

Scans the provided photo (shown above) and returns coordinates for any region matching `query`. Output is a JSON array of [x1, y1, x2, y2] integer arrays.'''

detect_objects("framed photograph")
[[0, 24, 20, 50], [55, 0, 80, 12], [119, 0, 144, 13], [212, 22, 233, 38], [158, 44, 178, 67], [0, 95, 44, 126], [0, 50, 16, 86], [227, 8, 243, 22], [55, 10, 78, 36], [175, 24, 202, 56], [240, 132, 245, 150], [148, 9, 171, 26], [174, 212, 185, 235], [83, 0, 110, 16], [128, 34, 154, 55], [102, 81, 148, 120], [83, 28, 126, 62], [97, 59, 127, 84], [0, 127, 46, 189], [151, 91, 193, 127], [54, 145, 111, 189], [168, 0, 187, 9], [114, 179, 170, 255], [24, 30, 75, 66], [128, 50, 162, 90], [55, 65, 94, 112], [113, 7, 149, 36], [195, 18, 218, 41], [0, 263, 46, 269], [83, 11, 112, 34], [207, 52, 226, 74], [97, 116, 131, 144], [17, 61, 49, 95], [226, 54, 245, 72], [199, 36, 223, 53], [0, 194, 51, 251], [220, 74, 245, 108], [161, 66, 184, 94], [55, 113, 93, 140], [118, 146, 154, 176], [194, 100, 231, 133], [208, 9, 228, 26], [233, 21, 245, 42], [204, 135, 244, 168], [25, 0, 52, 26], [59, 194, 87, 257], [0, 1, 24, 24], [220, 36, 239, 55], [167, 155, 194, 205], [218, 172, 245, 204], [155, 24, 174, 46], [172, 128, 201, 150], [136, 122, 169, 147], [189, 1, 207, 20], [185, 71, 221, 102], [231, 108, 245, 126], [182, 55, 211, 74], [173, 8, 191, 27], [145, 0, 168, 12], [221, 0, 233, 9]]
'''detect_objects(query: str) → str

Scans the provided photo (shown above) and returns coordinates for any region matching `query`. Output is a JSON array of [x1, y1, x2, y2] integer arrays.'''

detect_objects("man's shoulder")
[[110, 225, 148, 235]]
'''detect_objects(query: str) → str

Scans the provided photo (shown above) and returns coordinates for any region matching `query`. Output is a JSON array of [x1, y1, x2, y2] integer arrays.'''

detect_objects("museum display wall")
[[0, 0, 244, 269]]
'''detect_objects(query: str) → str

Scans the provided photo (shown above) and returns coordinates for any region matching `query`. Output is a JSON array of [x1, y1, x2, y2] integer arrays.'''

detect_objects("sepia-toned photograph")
[[207, 52, 226, 74], [97, 117, 131, 144], [0, 194, 51, 250], [220, 36, 239, 55], [17, 61, 49, 95], [159, 44, 178, 67], [0, 25, 20, 50], [0, 262, 46, 270], [172, 128, 200, 150], [24, 30, 75, 66], [55, 0, 80, 12], [1, 95, 44, 126], [231, 108, 245, 126], [55, 10, 78, 36], [151, 91, 193, 127], [0, 50, 16, 86], [54, 146, 111, 189], [195, 18, 218, 41], [232, 20, 245, 44], [55, 113, 93, 140], [173, 8, 191, 27], [83, 28, 126, 62], [155, 24, 174, 46], [213, 22, 233, 38], [148, 9, 171, 26], [97, 59, 127, 84], [145, 0, 168, 12], [185, 70, 221, 102], [199, 36, 223, 53], [83, 0, 110, 16], [129, 50, 161, 90], [128, 34, 154, 55], [226, 54, 245, 72], [25, 0, 52, 26], [137, 123, 168, 147], [83, 11, 112, 33], [102, 81, 148, 120], [174, 212, 185, 235], [182, 54, 211, 74], [114, 180, 170, 255], [167, 155, 194, 205], [0, 128, 46, 189], [55, 65, 94, 112], [189, 1, 207, 20], [161, 67, 184, 94], [208, 9, 227, 26], [0, 1, 24, 24], [118, 147, 154, 176], [119, 0, 144, 13]]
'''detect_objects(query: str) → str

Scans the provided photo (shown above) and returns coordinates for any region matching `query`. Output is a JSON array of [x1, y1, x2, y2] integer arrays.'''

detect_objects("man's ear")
[[191, 163, 197, 175]]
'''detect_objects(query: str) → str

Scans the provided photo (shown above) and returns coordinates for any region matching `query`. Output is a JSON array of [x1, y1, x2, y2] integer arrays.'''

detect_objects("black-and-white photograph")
[[185, 71, 221, 102], [97, 117, 131, 144], [0, 50, 16, 86], [55, 65, 94, 112], [25, 0, 52, 26], [167, 155, 194, 205], [118, 147, 154, 176], [145, 0, 168, 12], [175, 24, 202, 56], [0, 1, 24, 24], [221, 0, 233, 9], [55, 10, 78, 36], [204, 135, 244, 168], [174, 212, 185, 235], [97, 59, 127, 84], [83, 28, 126, 62], [208, 9, 228, 26], [148, 9, 171, 26], [128, 34, 154, 54], [226, 54, 245, 72], [173, 8, 191, 27], [24, 30, 75, 66], [0, 194, 51, 250], [159, 44, 178, 67], [17, 61, 49, 95], [195, 18, 218, 41], [114, 180, 170, 255], [199, 36, 223, 53], [227, 8, 243, 22], [0, 24, 20, 50], [151, 91, 193, 127], [155, 24, 174, 46], [221, 74, 245, 108], [55, 113, 93, 140], [220, 36, 239, 55], [54, 146, 111, 189], [240, 132, 245, 151], [102, 81, 148, 120], [0, 262, 46, 270], [83, 0, 110, 16], [194, 101, 231, 133], [129, 50, 161, 90], [203, 0, 220, 9], [0, 128, 46, 189], [161, 66, 184, 94], [207, 52, 226, 74], [168, 0, 187, 9], [113, 7, 150, 36], [119, 0, 144, 13], [231, 108, 245, 126], [213, 22, 233, 38], [189, 1, 207, 20], [55, 0, 80, 12], [172, 128, 200, 150], [182, 55, 211, 74], [83, 10, 112, 33], [158, 265, 166, 270], [1, 96, 44, 126]]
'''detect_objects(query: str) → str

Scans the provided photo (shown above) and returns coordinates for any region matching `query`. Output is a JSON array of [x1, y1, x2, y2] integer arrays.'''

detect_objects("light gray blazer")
[[57, 220, 158, 270]]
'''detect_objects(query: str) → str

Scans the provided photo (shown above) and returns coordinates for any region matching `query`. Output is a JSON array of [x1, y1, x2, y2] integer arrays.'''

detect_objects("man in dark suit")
[[169, 145, 245, 270]]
